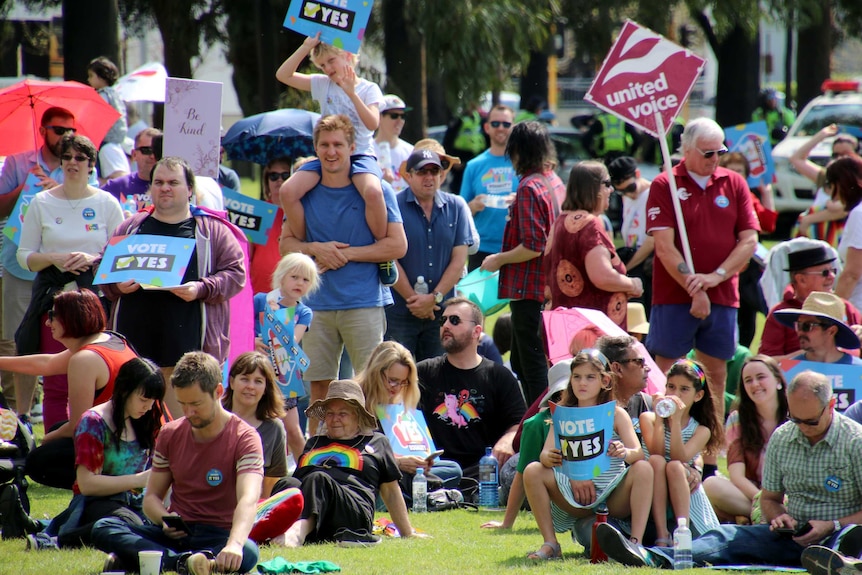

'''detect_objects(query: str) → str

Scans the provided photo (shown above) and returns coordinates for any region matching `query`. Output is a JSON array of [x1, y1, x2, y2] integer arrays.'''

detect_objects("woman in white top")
[[832, 157, 862, 310], [16, 134, 123, 432]]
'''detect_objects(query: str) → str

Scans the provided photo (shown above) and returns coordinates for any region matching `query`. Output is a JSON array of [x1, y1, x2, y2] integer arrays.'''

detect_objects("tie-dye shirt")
[[73, 409, 151, 495]]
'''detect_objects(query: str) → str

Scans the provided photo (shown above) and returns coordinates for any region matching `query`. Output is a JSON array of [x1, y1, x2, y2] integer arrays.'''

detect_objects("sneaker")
[[378, 260, 398, 286], [838, 525, 862, 558], [102, 552, 125, 573], [334, 527, 382, 548], [25, 532, 58, 551], [803, 545, 862, 575], [29, 404, 42, 426], [596, 523, 662, 568]]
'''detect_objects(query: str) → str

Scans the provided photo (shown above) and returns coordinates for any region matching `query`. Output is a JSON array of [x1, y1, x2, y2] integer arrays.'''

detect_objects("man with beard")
[[417, 297, 526, 481], [774, 291, 862, 365], [91, 352, 263, 575]]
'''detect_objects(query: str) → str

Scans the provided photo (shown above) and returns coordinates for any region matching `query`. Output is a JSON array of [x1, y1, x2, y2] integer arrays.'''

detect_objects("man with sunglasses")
[[385, 149, 473, 361], [460, 105, 519, 271], [774, 291, 862, 365], [373, 95, 413, 192], [646, 117, 759, 478], [103, 128, 162, 214], [417, 297, 525, 484], [761, 245, 862, 359], [0, 106, 98, 421]]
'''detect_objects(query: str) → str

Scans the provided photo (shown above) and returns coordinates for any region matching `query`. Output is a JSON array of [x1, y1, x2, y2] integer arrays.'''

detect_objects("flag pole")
[[655, 111, 694, 273]]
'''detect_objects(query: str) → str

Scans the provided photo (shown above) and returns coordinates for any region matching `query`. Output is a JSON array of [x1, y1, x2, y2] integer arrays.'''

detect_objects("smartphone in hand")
[[162, 515, 191, 533]]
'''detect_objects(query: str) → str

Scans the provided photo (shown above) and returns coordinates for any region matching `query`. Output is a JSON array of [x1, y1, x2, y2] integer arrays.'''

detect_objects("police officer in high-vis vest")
[[585, 111, 640, 162], [443, 107, 489, 194], [752, 88, 796, 146]]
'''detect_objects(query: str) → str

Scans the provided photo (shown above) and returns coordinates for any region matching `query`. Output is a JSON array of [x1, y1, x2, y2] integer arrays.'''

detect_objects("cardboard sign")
[[163, 78, 223, 178], [550, 400, 616, 480], [94, 234, 194, 288], [724, 121, 776, 187], [3, 173, 43, 245], [283, 0, 374, 54], [222, 187, 277, 245], [261, 310, 309, 399], [377, 404, 440, 459], [585, 20, 706, 138], [780, 359, 862, 412]]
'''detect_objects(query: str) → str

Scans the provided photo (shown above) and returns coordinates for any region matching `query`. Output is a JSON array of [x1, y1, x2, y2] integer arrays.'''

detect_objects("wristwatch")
[[433, 291, 444, 304], [834, 519, 842, 533], [715, 267, 727, 279]]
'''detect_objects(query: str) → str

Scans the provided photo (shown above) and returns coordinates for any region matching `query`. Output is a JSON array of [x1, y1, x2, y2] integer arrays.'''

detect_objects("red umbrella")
[[0, 79, 121, 156]]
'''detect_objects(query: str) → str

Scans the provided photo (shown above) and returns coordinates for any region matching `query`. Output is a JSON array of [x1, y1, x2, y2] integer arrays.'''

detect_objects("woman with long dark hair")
[[832, 157, 862, 309]]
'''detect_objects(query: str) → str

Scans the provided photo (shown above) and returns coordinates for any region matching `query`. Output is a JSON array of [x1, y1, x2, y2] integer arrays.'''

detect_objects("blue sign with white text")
[[283, 0, 374, 54]]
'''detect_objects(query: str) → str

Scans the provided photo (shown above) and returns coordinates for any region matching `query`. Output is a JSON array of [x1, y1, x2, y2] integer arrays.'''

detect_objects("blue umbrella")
[[222, 108, 321, 164]]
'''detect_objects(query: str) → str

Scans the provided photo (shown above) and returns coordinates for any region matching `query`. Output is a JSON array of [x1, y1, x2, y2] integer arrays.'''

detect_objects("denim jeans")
[[91, 516, 259, 573], [649, 524, 845, 567], [384, 311, 444, 363]]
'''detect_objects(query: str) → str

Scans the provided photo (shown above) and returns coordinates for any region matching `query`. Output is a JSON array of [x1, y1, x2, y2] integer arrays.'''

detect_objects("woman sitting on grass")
[[26, 357, 166, 550]]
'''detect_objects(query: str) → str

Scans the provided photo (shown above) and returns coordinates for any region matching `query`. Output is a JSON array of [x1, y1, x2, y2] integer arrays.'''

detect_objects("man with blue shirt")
[[279, 114, 407, 433], [386, 149, 473, 361], [774, 291, 862, 365], [460, 105, 518, 270], [0, 107, 97, 420]]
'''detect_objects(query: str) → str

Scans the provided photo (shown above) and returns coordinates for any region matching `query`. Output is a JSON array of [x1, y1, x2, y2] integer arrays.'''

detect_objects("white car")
[[771, 80, 862, 214]]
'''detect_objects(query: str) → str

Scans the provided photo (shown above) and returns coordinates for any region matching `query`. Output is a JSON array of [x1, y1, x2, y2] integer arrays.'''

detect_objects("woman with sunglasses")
[[543, 160, 642, 328], [0, 289, 139, 490], [373, 95, 413, 192], [356, 341, 462, 501], [249, 156, 294, 294], [832, 157, 862, 310], [15, 134, 124, 430]]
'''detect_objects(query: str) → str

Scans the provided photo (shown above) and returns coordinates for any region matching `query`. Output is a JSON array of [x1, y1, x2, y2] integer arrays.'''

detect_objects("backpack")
[[0, 408, 36, 513]]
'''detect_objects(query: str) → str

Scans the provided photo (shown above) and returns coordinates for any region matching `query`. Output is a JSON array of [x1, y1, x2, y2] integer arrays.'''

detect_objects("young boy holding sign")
[[522, 349, 653, 560]]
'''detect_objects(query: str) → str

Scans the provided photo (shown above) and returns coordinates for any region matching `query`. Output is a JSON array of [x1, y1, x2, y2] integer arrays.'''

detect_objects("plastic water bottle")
[[377, 141, 392, 169], [673, 517, 693, 569], [590, 505, 609, 563], [123, 194, 136, 214], [414, 276, 429, 295], [656, 397, 677, 418], [412, 468, 427, 513], [478, 447, 499, 508]]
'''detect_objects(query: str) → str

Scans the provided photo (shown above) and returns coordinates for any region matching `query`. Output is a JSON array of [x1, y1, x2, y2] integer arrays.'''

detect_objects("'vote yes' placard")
[[94, 234, 195, 288], [550, 401, 616, 480], [222, 188, 277, 245], [283, 0, 374, 54]]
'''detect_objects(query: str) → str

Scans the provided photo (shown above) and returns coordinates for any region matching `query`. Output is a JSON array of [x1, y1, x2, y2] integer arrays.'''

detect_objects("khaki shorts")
[[302, 307, 386, 381]]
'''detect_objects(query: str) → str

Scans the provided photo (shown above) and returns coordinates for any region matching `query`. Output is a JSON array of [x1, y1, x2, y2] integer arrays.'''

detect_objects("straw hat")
[[305, 380, 378, 431], [774, 291, 860, 350], [627, 302, 650, 335]]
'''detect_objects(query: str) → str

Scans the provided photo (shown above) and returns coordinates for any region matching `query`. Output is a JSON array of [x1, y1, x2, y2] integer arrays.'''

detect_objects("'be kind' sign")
[[550, 401, 615, 480]]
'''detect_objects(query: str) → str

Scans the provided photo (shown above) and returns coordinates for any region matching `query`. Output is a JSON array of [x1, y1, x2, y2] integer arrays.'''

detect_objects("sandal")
[[654, 537, 673, 548], [527, 541, 563, 561]]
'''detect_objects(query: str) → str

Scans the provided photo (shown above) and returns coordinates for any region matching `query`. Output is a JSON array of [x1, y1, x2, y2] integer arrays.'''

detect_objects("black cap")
[[607, 156, 638, 182], [406, 149, 443, 172], [784, 246, 836, 272]]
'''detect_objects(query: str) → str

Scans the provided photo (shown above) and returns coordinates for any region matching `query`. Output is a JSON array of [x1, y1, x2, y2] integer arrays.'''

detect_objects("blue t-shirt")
[[252, 291, 313, 338], [790, 351, 862, 366], [459, 150, 519, 254], [302, 179, 402, 311]]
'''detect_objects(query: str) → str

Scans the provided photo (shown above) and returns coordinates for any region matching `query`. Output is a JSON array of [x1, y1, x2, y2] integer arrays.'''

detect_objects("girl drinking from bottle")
[[642, 359, 723, 544], [522, 349, 653, 560]]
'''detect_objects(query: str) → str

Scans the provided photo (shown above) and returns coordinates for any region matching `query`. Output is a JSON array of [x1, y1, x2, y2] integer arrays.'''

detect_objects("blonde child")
[[276, 33, 395, 284], [522, 349, 654, 560], [641, 359, 723, 544], [253, 253, 320, 460]]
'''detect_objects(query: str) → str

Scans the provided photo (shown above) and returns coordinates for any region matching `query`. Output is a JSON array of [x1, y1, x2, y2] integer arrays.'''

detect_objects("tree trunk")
[[382, 0, 425, 142], [62, 0, 120, 82], [151, 0, 197, 78], [796, 5, 832, 112], [714, 24, 760, 126], [519, 51, 548, 112]]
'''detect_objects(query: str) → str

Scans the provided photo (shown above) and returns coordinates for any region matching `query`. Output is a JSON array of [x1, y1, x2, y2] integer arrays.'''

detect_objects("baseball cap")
[[406, 149, 443, 172], [381, 94, 412, 113]]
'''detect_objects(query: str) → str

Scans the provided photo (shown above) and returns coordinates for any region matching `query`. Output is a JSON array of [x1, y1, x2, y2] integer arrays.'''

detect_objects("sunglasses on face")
[[136, 146, 155, 156], [789, 404, 827, 426], [267, 171, 291, 182], [415, 167, 442, 177], [47, 309, 55, 321], [489, 121, 513, 129], [800, 268, 838, 278], [61, 154, 89, 163], [795, 320, 831, 332], [386, 112, 406, 120], [618, 357, 646, 367], [45, 125, 76, 136], [696, 146, 728, 159], [439, 314, 477, 327], [602, 178, 613, 188], [615, 182, 638, 194]]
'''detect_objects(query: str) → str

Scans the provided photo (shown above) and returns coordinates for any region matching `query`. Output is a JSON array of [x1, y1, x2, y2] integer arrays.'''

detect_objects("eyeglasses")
[[324, 410, 353, 420], [136, 146, 155, 156], [385, 112, 406, 120], [490, 121, 513, 129], [61, 154, 89, 163], [696, 146, 728, 159], [789, 404, 828, 426], [415, 167, 442, 177], [602, 178, 614, 188], [618, 357, 646, 367], [800, 268, 838, 278], [45, 125, 76, 136], [439, 315, 477, 327], [267, 171, 291, 182], [47, 309, 55, 322], [795, 320, 831, 333], [386, 377, 408, 389]]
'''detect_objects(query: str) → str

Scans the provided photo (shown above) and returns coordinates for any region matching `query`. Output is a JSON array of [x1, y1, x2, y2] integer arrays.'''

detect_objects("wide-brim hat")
[[774, 291, 860, 350], [627, 302, 649, 335], [305, 380, 378, 431], [540, 358, 573, 409], [784, 245, 836, 272]]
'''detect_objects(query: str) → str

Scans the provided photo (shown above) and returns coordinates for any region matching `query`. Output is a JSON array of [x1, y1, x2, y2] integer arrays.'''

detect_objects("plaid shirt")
[[498, 169, 562, 301], [762, 412, 862, 524]]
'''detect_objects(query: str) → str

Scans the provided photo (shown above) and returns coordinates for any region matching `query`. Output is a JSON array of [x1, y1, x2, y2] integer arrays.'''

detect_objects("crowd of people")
[[1, 38, 862, 575]]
